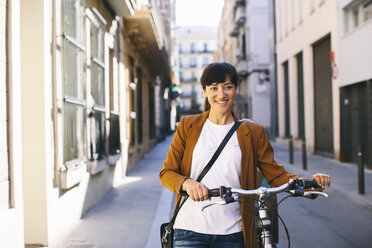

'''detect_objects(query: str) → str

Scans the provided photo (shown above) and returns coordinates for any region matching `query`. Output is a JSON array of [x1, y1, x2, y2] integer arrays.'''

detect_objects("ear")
[[202, 87, 207, 98]]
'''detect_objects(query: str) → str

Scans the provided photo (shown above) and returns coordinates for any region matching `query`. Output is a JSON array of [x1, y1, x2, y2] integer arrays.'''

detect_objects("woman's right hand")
[[182, 179, 209, 201]]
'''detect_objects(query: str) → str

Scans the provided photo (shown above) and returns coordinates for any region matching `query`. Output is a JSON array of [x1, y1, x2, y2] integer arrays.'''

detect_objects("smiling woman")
[[176, 0, 225, 26], [160, 62, 330, 248]]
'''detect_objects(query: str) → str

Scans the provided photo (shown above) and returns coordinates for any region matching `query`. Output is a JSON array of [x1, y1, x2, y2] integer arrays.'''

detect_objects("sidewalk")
[[52, 135, 175, 248], [271, 142, 372, 208]]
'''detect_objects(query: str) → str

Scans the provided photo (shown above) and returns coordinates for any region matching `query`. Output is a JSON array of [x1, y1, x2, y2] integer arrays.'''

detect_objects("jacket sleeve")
[[159, 117, 189, 194], [256, 125, 298, 187]]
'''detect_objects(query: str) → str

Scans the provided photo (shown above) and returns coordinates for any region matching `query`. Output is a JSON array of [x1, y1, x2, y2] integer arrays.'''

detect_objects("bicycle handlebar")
[[207, 179, 324, 198]]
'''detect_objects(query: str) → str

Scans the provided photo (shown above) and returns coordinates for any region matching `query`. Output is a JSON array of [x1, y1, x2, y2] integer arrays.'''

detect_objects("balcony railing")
[[234, 4, 246, 27], [180, 77, 198, 83], [179, 49, 214, 54]]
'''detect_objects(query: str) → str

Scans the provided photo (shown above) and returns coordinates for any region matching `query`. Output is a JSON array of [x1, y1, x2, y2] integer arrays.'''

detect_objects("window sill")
[[88, 157, 107, 175], [59, 162, 87, 189], [108, 153, 121, 165]]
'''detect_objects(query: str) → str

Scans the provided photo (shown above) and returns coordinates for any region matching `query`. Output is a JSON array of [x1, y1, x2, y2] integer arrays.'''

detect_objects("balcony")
[[234, 4, 246, 27], [235, 59, 249, 79], [124, 0, 168, 75], [106, 0, 135, 17], [229, 24, 239, 37], [234, 0, 246, 8]]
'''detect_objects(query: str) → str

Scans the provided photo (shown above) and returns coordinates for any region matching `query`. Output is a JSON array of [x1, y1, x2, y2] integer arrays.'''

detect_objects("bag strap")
[[165, 119, 243, 232]]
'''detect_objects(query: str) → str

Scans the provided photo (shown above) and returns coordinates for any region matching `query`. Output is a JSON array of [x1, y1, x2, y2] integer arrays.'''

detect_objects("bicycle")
[[203, 178, 329, 248]]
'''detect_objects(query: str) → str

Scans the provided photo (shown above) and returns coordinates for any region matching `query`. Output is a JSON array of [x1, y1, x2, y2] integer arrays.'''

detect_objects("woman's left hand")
[[312, 173, 331, 190]]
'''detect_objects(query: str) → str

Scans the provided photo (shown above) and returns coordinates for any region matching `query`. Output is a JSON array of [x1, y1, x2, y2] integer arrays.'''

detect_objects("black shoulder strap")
[[166, 119, 243, 231], [196, 119, 243, 182]]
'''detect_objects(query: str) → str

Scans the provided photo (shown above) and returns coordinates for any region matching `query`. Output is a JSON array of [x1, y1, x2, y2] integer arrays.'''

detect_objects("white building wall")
[[339, 0, 372, 87], [0, 0, 25, 247], [276, 0, 340, 157]]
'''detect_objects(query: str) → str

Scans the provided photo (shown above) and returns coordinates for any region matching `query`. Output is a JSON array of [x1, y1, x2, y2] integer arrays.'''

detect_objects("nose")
[[217, 86, 226, 99]]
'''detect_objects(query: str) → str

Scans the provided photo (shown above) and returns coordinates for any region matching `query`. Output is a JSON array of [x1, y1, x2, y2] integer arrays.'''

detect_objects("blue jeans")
[[173, 229, 244, 248]]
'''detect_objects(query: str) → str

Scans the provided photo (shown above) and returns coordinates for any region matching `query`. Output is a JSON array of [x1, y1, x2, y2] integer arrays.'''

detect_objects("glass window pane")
[[353, 8, 359, 27], [63, 0, 85, 44], [64, 103, 86, 163], [91, 62, 105, 106], [63, 40, 86, 100], [109, 113, 120, 155], [90, 111, 106, 160], [364, 1, 372, 22]]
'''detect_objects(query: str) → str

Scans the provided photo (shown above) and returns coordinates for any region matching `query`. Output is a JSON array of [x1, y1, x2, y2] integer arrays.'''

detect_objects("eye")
[[210, 87, 217, 91], [225, 85, 233, 90]]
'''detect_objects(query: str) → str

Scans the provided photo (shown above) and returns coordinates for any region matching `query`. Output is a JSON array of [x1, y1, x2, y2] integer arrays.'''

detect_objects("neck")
[[208, 110, 234, 125]]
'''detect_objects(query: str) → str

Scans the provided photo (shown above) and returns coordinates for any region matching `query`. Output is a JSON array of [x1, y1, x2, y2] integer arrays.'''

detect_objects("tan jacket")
[[159, 111, 298, 248]]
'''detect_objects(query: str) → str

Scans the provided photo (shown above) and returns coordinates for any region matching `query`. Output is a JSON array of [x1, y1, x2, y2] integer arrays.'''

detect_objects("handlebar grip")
[[208, 188, 221, 197], [303, 179, 321, 189]]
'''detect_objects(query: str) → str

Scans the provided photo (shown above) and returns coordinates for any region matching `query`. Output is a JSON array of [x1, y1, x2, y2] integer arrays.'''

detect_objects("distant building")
[[215, 0, 272, 133], [338, 0, 372, 169], [176, 26, 217, 115]]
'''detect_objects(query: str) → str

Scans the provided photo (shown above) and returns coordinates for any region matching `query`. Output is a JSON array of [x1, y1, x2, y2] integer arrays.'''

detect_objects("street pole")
[[289, 136, 293, 164], [302, 138, 307, 170], [357, 146, 365, 194]]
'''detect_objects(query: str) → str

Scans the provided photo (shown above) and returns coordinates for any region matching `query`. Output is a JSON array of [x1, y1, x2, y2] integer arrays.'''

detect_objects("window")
[[109, 49, 120, 156], [203, 43, 208, 52], [364, 1, 372, 22], [189, 57, 196, 67], [191, 71, 196, 80], [202, 57, 209, 66], [87, 8, 106, 161], [148, 81, 155, 139], [136, 68, 143, 144], [129, 56, 135, 146], [190, 43, 195, 53], [352, 8, 359, 28], [62, 0, 87, 166], [179, 71, 184, 81], [241, 34, 246, 60]]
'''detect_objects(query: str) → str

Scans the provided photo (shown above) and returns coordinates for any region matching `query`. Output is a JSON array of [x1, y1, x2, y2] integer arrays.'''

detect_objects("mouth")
[[215, 99, 228, 104]]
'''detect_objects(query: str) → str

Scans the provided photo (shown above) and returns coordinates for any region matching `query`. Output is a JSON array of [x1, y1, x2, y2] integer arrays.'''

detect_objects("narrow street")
[[273, 144, 372, 247], [54, 134, 372, 248]]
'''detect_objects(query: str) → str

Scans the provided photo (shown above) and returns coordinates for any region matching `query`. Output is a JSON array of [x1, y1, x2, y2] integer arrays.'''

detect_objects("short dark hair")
[[200, 62, 238, 90]]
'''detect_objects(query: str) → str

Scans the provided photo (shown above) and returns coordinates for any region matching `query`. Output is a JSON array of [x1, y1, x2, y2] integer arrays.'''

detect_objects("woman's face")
[[203, 77, 236, 115]]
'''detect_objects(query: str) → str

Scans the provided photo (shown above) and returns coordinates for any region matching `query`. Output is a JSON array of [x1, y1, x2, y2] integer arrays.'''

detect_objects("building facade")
[[215, 0, 272, 132], [176, 26, 217, 115], [275, 0, 340, 159], [0, 0, 25, 247], [338, 0, 372, 169], [0, 0, 172, 247]]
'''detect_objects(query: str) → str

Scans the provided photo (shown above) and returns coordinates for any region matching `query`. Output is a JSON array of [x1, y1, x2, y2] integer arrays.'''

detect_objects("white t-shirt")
[[173, 119, 242, 235]]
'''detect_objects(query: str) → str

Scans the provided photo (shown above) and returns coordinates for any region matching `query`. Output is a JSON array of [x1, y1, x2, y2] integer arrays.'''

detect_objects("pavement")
[[52, 134, 372, 248]]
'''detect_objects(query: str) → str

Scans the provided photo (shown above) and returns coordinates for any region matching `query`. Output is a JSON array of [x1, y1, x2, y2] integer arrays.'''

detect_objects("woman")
[[159, 62, 330, 248]]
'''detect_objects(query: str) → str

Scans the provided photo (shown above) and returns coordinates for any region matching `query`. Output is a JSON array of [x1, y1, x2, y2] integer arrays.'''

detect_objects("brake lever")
[[303, 191, 328, 198], [201, 201, 227, 211], [201, 196, 237, 211]]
